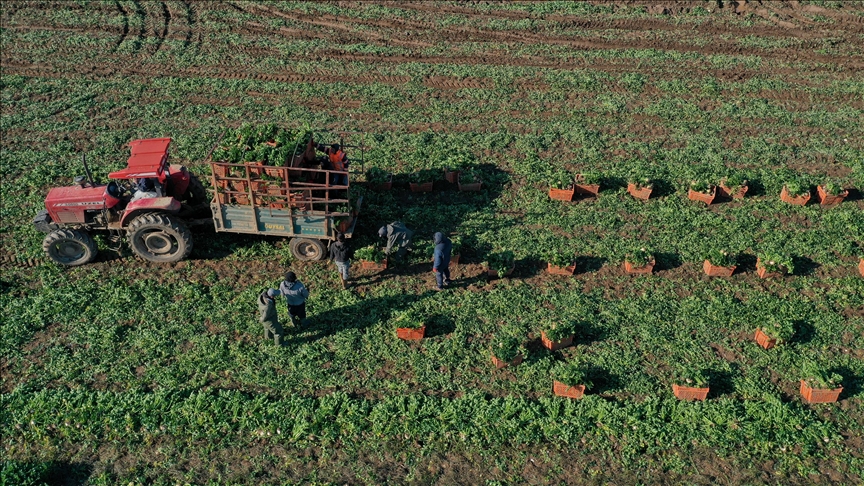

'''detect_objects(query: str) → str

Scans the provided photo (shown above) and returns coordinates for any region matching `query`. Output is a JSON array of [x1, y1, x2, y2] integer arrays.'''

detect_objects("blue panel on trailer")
[[289, 213, 327, 236], [254, 209, 295, 235], [220, 205, 256, 231], [215, 204, 337, 239]]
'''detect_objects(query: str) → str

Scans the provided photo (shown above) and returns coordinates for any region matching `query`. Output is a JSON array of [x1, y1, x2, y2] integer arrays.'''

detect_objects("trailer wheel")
[[127, 213, 193, 263], [290, 238, 327, 261], [42, 228, 97, 266]]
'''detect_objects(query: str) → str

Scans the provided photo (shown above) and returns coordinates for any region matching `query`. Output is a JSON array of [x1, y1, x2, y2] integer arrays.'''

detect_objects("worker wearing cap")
[[279, 272, 310, 327], [378, 221, 414, 260], [258, 288, 284, 346]]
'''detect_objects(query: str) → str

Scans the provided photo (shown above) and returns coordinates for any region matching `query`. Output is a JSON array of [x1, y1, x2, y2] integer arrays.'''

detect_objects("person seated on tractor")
[[131, 177, 163, 202]]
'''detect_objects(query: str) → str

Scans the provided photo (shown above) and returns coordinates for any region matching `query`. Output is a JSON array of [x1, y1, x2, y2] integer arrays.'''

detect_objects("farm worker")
[[130, 177, 162, 202], [279, 271, 310, 327], [432, 232, 452, 291], [328, 144, 349, 186], [317, 143, 349, 186], [258, 288, 284, 346], [378, 221, 414, 260], [328, 232, 353, 289]]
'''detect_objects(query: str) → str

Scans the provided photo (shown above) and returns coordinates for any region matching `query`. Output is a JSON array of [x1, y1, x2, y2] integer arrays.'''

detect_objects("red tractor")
[[34, 138, 209, 266]]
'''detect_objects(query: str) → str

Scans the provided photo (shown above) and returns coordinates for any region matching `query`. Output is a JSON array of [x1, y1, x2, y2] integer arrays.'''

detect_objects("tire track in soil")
[[391, 0, 809, 39], [130, 0, 146, 53], [113, 0, 129, 51], [422, 76, 494, 90], [245, 2, 863, 71], [232, 1, 435, 50], [5, 57, 860, 114], [172, 0, 195, 52], [154, 0, 170, 55]]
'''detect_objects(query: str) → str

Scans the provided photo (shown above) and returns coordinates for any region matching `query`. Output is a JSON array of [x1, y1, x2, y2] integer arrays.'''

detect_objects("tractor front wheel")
[[290, 238, 327, 261], [127, 213, 192, 263], [42, 228, 97, 266]]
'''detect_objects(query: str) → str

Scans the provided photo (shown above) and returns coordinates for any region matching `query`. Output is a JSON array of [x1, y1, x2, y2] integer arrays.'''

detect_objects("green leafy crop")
[[706, 249, 737, 267], [626, 247, 654, 267], [355, 245, 386, 262], [760, 319, 794, 344], [552, 360, 592, 389]]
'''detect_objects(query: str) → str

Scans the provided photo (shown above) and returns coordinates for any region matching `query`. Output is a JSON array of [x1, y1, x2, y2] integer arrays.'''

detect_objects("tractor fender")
[[120, 197, 182, 227], [168, 164, 191, 196]]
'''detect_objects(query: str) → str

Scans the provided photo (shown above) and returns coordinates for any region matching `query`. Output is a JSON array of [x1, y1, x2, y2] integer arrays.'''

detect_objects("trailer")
[[209, 160, 360, 260]]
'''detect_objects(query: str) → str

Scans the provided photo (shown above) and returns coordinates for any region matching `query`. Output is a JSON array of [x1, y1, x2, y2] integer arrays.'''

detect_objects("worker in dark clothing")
[[328, 233, 353, 289], [279, 271, 310, 327], [432, 232, 452, 290], [131, 177, 162, 201], [378, 221, 413, 260], [258, 288, 283, 345]]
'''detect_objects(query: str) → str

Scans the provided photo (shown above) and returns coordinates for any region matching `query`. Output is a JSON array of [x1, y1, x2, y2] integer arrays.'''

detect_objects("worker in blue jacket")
[[432, 232, 452, 290]]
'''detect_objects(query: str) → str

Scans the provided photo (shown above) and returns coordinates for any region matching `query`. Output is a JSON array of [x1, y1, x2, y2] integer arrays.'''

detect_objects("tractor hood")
[[45, 184, 109, 209]]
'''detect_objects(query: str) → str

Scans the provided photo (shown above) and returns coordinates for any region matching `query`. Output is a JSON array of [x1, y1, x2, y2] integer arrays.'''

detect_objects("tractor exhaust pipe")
[[82, 154, 96, 186]]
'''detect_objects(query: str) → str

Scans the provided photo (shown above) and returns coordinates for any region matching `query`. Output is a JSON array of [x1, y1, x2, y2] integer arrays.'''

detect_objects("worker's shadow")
[[350, 263, 417, 285], [282, 291, 434, 346]]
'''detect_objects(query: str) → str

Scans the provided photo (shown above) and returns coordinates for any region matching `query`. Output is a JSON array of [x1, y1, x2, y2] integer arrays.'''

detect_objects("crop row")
[[1, 386, 846, 469]]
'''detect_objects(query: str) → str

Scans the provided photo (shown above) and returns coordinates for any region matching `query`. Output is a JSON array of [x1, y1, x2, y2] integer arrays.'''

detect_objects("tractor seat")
[[106, 181, 123, 199]]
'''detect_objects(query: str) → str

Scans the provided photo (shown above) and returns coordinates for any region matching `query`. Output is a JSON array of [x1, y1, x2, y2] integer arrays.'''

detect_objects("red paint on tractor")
[[44, 184, 119, 223], [108, 137, 172, 183]]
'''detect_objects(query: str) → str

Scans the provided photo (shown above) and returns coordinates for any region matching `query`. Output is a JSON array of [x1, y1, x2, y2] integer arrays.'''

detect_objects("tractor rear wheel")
[[42, 228, 97, 266], [127, 213, 192, 263], [184, 173, 209, 206], [290, 238, 327, 261]]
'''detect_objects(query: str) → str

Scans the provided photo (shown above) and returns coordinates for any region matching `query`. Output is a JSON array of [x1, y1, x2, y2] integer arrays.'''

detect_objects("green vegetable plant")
[[757, 252, 793, 274], [391, 309, 424, 330], [484, 250, 515, 277], [626, 247, 653, 267], [821, 179, 845, 196], [410, 169, 439, 184], [552, 360, 592, 389], [211, 124, 304, 166], [545, 248, 574, 268], [550, 169, 574, 190], [629, 175, 653, 189], [706, 249, 737, 268], [783, 179, 809, 197], [690, 180, 715, 195], [540, 318, 576, 343], [723, 172, 748, 190], [459, 167, 482, 184], [576, 171, 602, 185], [365, 167, 391, 183], [490, 331, 524, 362], [760, 319, 794, 344], [673, 366, 709, 388], [355, 245, 386, 263], [450, 235, 463, 255], [801, 362, 843, 389]]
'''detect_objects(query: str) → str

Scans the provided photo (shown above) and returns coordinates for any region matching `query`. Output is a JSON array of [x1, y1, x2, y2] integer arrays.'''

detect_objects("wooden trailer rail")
[[209, 162, 351, 214]]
